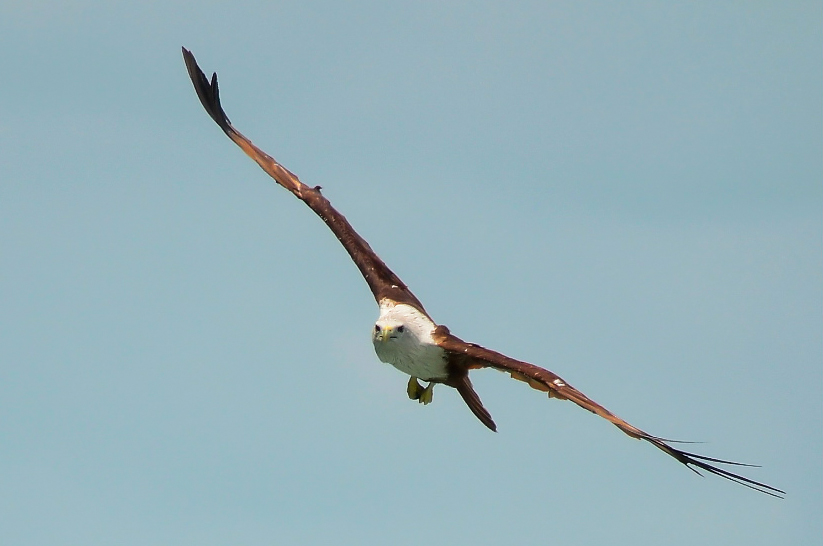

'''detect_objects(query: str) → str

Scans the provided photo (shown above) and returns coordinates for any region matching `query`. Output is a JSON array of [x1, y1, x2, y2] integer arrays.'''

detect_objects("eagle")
[[182, 47, 782, 498]]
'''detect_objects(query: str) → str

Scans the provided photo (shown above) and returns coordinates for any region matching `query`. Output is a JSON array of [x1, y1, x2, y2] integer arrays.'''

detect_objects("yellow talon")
[[407, 376, 424, 400], [418, 382, 434, 405]]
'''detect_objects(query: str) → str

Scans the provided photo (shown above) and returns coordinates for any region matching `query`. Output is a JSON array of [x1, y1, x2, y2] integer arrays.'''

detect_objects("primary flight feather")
[[182, 47, 783, 498]]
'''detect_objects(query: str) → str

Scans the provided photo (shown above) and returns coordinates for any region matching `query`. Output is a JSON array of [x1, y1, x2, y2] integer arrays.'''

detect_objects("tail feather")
[[453, 376, 497, 432]]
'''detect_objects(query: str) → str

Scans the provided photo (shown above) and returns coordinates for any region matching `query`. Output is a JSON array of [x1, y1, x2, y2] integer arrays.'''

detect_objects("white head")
[[372, 301, 435, 346], [371, 301, 446, 379]]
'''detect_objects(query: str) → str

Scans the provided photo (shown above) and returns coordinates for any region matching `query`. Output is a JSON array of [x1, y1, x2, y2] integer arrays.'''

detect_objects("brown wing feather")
[[433, 326, 784, 498], [182, 48, 427, 314]]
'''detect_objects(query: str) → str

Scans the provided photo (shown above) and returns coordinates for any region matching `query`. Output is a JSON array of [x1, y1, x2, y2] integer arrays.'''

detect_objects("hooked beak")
[[376, 326, 393, 343]]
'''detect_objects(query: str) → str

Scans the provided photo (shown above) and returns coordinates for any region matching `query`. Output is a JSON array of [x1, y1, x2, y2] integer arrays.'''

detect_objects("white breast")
[[372, 301, 449, 381]]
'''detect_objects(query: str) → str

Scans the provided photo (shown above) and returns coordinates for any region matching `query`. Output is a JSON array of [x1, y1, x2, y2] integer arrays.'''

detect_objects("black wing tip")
[[687, 462, 786, 499], [181, 47, 232, 132], [662, 442, 785, 498]]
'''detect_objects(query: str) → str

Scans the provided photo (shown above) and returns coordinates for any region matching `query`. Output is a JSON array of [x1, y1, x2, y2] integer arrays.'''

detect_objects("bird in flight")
[[182, 47, 783, 498]]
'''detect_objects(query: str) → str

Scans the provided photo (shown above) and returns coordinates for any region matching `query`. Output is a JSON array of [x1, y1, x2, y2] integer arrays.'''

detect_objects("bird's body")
[[373, 300, 448, 381], [182, 47, 782, 498]]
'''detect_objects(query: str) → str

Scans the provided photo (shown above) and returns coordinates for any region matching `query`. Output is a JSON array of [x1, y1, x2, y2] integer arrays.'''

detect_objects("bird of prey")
[[182, 47, 782, 497]]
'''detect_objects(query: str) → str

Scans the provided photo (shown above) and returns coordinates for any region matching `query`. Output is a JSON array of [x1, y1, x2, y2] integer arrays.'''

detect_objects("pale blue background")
[[1, 2, 820, 545]]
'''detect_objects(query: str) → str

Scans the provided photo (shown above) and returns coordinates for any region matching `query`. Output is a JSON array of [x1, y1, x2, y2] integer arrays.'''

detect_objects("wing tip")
[[181, 47, 232, 132], [647, 436, 785, 498]]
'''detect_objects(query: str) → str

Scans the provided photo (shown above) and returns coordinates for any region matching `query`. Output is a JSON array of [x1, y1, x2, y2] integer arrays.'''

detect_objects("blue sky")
[[1, 2, 820, 544]]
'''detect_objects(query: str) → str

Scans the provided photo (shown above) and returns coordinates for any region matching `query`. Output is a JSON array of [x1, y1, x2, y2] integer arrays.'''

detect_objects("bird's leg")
[[407, 377, 435, 405], [407, 376, 424, 400], [418, 382, 434, 405]]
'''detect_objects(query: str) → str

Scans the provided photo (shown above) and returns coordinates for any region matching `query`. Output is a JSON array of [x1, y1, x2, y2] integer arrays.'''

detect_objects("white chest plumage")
[[372, 300, 449, 381]]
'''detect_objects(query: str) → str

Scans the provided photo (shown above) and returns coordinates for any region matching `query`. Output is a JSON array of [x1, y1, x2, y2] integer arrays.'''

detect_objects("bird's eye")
[[397, 325, 405, 333], [374, 325, 380, 332]]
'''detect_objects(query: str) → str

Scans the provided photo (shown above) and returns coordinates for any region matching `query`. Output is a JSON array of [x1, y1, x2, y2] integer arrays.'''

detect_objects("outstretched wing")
[[182, 47, 427, 314], [433, 326, 784, 498]]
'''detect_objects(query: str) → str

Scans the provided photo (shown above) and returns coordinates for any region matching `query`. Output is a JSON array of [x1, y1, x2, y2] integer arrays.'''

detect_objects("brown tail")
[[452, 376, 497, 432]]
